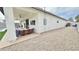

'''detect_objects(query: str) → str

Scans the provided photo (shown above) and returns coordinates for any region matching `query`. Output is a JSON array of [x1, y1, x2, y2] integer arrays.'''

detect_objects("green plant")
[[0, 30, 7, 40], [75, 15, 79, 22]]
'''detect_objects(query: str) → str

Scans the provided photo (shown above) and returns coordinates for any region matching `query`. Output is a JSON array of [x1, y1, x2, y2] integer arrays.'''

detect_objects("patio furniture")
[[16, 30, 21, 37], [20, 28, 34, 36]]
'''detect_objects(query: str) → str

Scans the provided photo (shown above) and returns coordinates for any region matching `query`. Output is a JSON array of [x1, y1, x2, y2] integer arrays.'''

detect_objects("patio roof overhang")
[[13, 8, 38, 21]]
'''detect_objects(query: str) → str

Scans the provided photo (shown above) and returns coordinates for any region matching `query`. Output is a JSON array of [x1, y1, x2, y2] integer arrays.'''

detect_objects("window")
[[43, 19, 47, 25], [57, 21, 59, 23], [15, 23, 20, 28], [31, 20, 35, 25]]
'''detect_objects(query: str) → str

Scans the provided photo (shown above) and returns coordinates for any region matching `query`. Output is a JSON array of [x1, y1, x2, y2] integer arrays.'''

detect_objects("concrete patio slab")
[[0, 33, 39, 49]]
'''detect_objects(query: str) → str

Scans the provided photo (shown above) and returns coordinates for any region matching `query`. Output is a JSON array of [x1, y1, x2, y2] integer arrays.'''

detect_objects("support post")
[[3, 7, 16, 41]]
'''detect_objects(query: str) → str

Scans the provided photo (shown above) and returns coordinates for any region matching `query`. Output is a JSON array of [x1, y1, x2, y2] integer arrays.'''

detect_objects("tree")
[[75, 15, 79, 22], [68, 17, 73, 21]]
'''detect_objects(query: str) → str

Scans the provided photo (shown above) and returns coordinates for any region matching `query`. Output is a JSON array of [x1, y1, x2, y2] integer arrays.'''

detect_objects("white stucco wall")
[[36, 12, 67, 33], [29, 15, 39, 33], [28, 8, 68, 33], [77, 22, 79, 32]]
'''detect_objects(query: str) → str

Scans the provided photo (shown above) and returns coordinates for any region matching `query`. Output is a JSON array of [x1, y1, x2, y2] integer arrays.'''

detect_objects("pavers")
[[0, 27, 79, 51]]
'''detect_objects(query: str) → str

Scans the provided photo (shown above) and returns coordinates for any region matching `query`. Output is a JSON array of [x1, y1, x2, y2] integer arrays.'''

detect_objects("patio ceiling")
[[13, 8, 38, 21]]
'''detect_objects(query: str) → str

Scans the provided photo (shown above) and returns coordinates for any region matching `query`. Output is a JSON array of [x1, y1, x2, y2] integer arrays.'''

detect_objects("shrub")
[[65, 23, 71, 27]]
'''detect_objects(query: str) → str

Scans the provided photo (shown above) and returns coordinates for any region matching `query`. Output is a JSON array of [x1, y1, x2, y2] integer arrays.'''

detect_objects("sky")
[[45, 7, 79, 20]]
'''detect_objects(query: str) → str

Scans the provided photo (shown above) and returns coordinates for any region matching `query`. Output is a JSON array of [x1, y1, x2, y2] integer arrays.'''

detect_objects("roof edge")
[[31, 7, 68, 21]]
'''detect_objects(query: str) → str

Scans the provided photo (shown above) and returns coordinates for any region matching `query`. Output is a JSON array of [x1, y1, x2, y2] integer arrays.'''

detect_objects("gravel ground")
[[0, 27, 79, 51]]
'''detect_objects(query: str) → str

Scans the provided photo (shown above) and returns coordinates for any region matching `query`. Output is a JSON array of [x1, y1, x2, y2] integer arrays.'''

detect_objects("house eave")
[[31, 7, 68, 21]]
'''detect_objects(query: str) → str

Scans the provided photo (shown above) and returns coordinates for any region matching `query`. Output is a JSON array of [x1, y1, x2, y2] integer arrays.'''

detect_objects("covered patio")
[[13, 8, 38, 37], [3, 7, 39, 41]]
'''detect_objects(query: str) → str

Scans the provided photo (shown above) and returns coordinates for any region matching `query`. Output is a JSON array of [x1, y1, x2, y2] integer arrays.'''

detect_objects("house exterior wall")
[[35, 11, 67, 33], [77, 22, 79, 32], [29, 15, 39, 33], [46, 14, 67, 31], [25, 7, 67, 33], [26, 7, 67, 33]]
